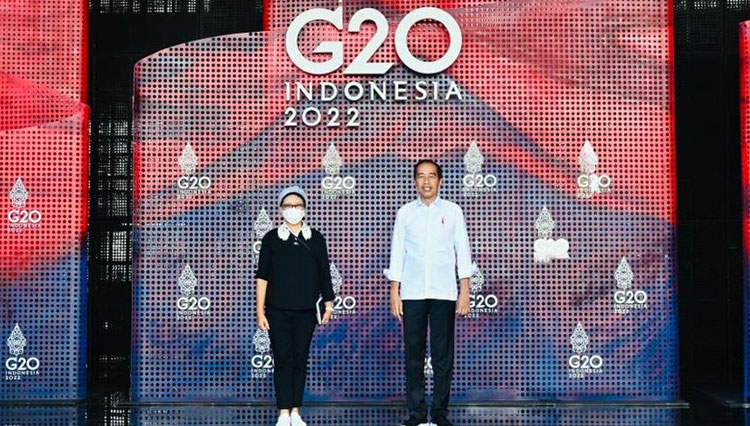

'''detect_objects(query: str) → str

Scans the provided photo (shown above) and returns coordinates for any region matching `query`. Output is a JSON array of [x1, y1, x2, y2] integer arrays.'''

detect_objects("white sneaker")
[[290, 412, 307, 426], [275, 414, 291, 426]]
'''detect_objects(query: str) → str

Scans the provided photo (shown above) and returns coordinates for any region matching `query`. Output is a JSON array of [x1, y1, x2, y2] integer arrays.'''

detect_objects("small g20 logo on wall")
[[5, 324, 40, 381], [7, 178, 42, 232], [567, 323, 603, 379], [176, 264, 211, 319], [177, 142, 212, 199], [462, 141, 498, 197], [467, 263, 499, 318], [576, 140, 612, 199], [613, 258, 648, 314], [321, 143, 356, 199]]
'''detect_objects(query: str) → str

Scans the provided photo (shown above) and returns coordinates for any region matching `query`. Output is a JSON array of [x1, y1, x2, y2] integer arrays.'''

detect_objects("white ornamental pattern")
[[330, 262, 343, 295], [322, 143, 342, 176], [7, 324, 26, 356], [463, 141, 484, 174], [469, 262, 484, 294], [615, 258, 634, 290], [9, 178, 29, 208], [569, 323, 590, 354], [178, 264, 197, 296], [254, 208, 273, 240], [253, 328, 271, 354], [533, 207, 570, 263], [179, 141, 198, 175], [578, 140, 598, 174]]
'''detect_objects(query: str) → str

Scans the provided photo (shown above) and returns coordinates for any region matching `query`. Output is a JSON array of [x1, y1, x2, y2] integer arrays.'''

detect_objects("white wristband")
[[325, 307, 334, 312]]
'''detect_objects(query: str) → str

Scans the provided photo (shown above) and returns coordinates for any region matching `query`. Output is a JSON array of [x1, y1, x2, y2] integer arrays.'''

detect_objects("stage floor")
[[0, 389, 747, 425]]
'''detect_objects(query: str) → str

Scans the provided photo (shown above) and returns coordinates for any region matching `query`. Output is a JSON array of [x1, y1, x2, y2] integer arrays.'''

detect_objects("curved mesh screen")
[[132, 0, 676, 402], [0, 0, 88, 401]]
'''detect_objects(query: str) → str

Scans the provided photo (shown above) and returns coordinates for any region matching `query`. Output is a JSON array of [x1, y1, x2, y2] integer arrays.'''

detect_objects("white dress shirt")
[[385, 195, 473, 301]]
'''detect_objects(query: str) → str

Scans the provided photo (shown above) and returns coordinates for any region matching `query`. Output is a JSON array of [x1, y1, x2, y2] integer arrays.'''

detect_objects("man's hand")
[[257, 313, 270, 330], [390, 281, 403, 322], [456, 277, 470, 316], [456, 291, 470, 316]]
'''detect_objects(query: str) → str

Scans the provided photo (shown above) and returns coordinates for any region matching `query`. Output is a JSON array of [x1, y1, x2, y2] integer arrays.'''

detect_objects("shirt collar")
[[416, 194, 441, 208], [277, 221, 312, 241]]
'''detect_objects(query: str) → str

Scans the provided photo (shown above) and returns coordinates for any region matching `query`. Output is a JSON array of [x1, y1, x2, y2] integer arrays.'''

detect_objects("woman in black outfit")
[[255, 185, 335, 426]]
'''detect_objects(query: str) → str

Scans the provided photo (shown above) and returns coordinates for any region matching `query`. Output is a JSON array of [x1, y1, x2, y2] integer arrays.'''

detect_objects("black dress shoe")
[[399, 415, 428, 426], [431, 415, 454, 426]]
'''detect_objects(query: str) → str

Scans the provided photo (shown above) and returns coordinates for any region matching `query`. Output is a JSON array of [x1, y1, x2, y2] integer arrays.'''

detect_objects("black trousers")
[[402, 299, 455, 419], [266, 306, 317, 409]]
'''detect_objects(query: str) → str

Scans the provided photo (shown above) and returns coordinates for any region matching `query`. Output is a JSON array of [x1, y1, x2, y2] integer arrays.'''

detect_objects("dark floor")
[[0, 386, 747, 425]]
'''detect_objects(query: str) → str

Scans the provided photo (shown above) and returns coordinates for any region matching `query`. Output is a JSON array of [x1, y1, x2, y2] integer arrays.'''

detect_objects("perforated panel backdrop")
[[0, 0, 89, 401], [132, 0, 677, 401], [741, 19, 750, 403], [0, 0, 88, 103]]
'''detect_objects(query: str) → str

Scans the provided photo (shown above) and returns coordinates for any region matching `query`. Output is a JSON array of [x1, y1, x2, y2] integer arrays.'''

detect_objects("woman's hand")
[[321, 301, 334, 325], [257, 314, 270, 330]]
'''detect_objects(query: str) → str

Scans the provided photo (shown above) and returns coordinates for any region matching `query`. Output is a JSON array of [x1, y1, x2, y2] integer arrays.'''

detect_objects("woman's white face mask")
[[282, 207, 305, 225]]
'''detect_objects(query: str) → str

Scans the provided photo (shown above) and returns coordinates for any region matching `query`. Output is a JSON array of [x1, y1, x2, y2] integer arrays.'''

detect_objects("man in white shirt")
[[386, 160, 473, 426]]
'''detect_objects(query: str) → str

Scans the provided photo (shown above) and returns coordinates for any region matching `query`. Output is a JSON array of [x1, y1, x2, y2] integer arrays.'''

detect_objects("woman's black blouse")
[[256, 226, 335, 310]]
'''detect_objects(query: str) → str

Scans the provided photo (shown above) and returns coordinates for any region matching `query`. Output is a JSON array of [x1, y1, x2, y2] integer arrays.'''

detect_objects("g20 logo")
[[568, 354, 603, 370], [577, 174, 612, 191], [333, 295, 357, 311], [469, 294, 498, 309], [177, 175, 211, 190], [321, 176, 356, 191], [251, 354, 274, 369], [286, 7, 462, 75], [463, 174, 497, 189], [177, 297, 211, 311], [5, 357, 40, 372], [7, 209, 42, 224], [614, 290, 647, 305]]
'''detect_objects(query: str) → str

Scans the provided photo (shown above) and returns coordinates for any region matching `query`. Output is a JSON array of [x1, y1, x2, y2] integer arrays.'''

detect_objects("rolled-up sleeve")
[[319, 235, 335, 302], [454, 206, 473, 280], [385, 208, 406, 282], [256, 233, 271, 281]]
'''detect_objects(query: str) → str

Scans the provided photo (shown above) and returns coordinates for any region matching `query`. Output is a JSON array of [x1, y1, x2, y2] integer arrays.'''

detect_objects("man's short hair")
[[413, 159, 443, 180]]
